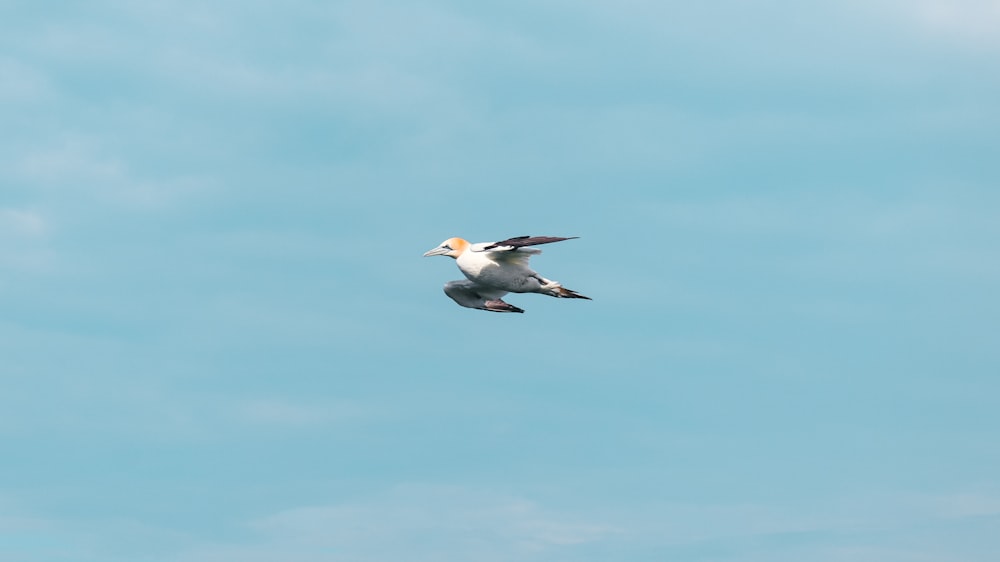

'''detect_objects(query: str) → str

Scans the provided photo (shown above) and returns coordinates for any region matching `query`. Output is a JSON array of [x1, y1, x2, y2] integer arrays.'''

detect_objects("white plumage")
[[423, 235, 590, 313]]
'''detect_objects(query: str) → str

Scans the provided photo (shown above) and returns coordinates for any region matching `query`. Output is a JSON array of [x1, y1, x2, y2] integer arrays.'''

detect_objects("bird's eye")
[[443, 244, 452, 250]]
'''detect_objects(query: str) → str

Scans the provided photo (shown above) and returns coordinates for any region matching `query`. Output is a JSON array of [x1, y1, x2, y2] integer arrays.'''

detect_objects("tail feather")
[[552, 287, 591, 300], [535, 277, 591, 300]]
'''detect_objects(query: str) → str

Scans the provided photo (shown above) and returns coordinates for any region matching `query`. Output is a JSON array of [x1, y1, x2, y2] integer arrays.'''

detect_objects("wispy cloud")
[[0, 377, 379, 440], [229, 398, 370, 428], [0, 498, 200, 562], [0, 208, 53, 275], [172, 484, 621, 562], [916, 0, 1000, 46], [0, 57, 53, 102], [12, 134, 213, 209], [25, 487, 986, 562], [0, 208, 48, 238]]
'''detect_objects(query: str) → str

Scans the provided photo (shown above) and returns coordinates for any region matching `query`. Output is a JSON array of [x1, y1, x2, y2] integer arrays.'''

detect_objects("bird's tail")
[[536, 277, 591, 300], [551, 286, 591, 300]]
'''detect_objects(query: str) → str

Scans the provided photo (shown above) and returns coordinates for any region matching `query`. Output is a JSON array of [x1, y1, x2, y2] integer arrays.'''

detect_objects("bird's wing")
[[472, 236, 578, 266], [480, 235, 578, 251], [443, 280, 524, 313]]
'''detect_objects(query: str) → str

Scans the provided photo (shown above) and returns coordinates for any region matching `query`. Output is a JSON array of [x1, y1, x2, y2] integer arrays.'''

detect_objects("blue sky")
[[2, 1, 999, 561]]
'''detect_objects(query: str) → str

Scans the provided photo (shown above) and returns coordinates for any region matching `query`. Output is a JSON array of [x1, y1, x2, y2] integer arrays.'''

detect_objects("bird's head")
[[423, 237, 469, 258]]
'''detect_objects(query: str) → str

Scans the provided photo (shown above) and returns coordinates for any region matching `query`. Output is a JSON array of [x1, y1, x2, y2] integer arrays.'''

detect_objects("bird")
[[422, 235, 591, 313]]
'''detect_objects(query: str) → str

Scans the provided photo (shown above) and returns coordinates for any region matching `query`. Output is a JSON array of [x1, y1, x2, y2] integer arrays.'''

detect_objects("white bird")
[[422, 235, 591, 313]]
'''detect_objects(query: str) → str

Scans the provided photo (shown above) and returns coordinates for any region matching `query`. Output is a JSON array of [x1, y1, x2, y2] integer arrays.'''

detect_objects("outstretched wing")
[[482, 235, 578, 251], [443, 280, 524, 313]]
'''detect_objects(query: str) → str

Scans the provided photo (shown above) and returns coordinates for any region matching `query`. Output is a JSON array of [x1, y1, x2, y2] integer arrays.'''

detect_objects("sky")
[[2, 1, 999, 561]]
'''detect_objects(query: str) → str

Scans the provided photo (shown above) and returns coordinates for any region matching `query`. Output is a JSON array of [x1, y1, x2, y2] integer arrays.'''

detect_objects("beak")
[[423, 247, 450, 257]]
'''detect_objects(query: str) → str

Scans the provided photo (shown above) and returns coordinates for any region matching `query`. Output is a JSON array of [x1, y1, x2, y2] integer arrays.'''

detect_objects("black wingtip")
[[483, 299, 525, 313], [484, 236, 580, 250]]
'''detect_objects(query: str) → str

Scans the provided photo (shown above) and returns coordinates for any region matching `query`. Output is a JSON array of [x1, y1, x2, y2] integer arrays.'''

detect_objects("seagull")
[[422, 235, 591, 313]]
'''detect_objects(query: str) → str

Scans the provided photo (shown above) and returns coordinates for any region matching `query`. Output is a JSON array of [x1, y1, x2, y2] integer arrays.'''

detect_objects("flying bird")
[[422, 235, 591, 313]]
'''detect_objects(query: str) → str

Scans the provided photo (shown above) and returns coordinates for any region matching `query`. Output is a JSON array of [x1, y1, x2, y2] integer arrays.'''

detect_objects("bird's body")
[[423, 235, 590, 313]]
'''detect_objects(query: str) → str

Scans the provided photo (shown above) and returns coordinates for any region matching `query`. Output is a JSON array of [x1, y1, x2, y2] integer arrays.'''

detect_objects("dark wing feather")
[[483, 235, 578, 250]]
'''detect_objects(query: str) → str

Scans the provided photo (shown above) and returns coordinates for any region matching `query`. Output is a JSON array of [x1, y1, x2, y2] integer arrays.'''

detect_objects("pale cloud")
[[125, 2, 492, 133], [3, 485, 998, 562], [0, 57, 53, 102], [916, 0, 1000, 44], [12, 134, 215, 209], [620, 191, 1000, 329], [0, 208, 53, 274], [157, 487, 1000, 562], [636, 188, 999, 264], [901, 490, 1000, 520], [172, 484, 621, 562], [17, 135, 124, 185], [0, 208, 49, 238], [229, 399, 369, 427], [854, 0, 1000, 49], [596, 490, 1000, 561], [0, 502, 199, 562], [0, 354, 377, 438]]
